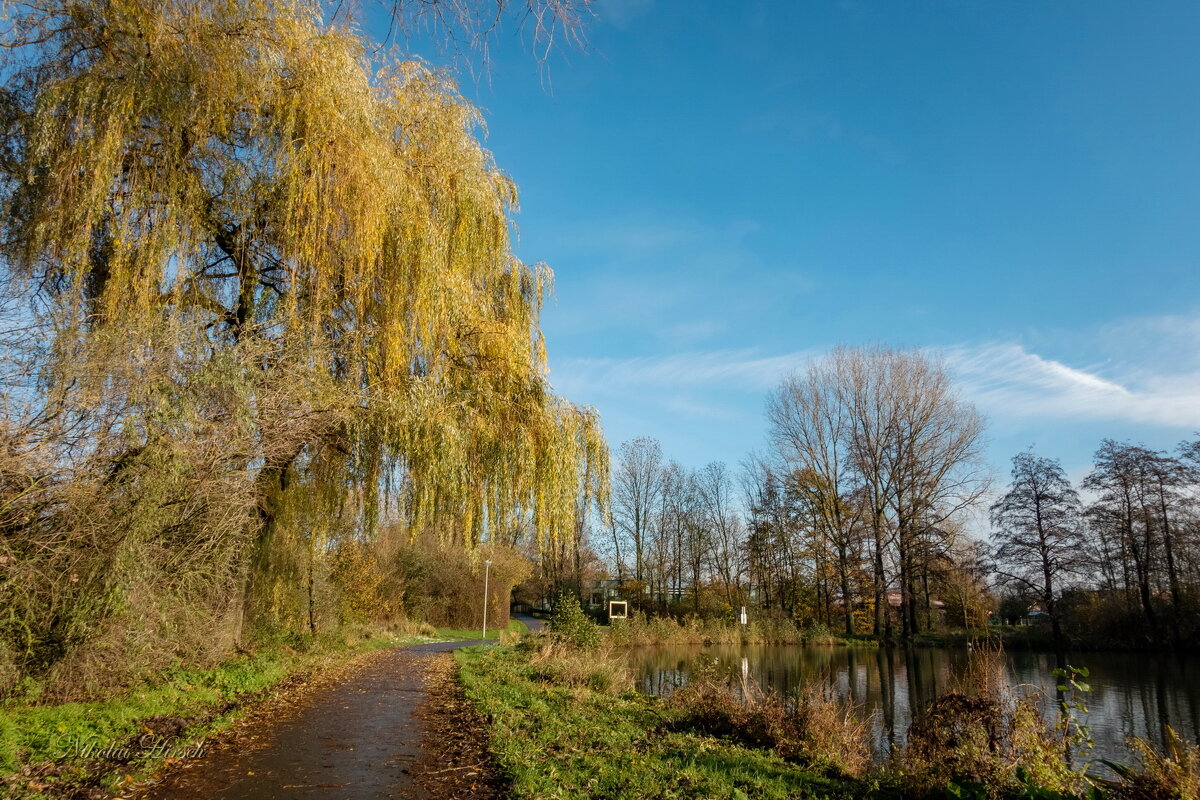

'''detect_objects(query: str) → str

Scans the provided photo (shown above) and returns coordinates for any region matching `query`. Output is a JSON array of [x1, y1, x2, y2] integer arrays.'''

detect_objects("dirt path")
[[139, 641, 503, 800]]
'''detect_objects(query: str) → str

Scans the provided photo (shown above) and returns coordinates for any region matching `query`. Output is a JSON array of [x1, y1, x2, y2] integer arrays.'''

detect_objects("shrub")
[[789, 686, 873, 778], [891, 687, 1083, 796], [548, 593, 600, 648], [801, 622, 837, 645], [666, 663, 870, 779], [900, 690, 1015, 790]]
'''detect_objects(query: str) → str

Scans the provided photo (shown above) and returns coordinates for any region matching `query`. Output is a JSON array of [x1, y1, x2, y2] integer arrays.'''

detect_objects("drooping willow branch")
[[0, 0, 608, 552]]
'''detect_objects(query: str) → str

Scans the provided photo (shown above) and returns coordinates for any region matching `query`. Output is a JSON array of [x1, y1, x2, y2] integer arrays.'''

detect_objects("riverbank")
[[458, 636, 1197, 799], [603, 614, 879, 647], [608, 618, 1200, 654], [911, 626, 1200, 653], [455, 642, 862, 799]]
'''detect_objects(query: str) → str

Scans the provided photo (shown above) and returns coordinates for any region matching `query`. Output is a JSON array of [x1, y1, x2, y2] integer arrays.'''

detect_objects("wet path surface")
[[512, 614, 544, 633], [145, 641, 476, 800]]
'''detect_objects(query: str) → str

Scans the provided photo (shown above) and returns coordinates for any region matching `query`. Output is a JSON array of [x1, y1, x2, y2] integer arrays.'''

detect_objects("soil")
[[410, 654, 505, 799]]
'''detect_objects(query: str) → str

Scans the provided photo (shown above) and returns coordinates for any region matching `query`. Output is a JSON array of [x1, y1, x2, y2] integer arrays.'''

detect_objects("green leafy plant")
[[1052, 664, 1094, 760], [548, 593, 600, 649]]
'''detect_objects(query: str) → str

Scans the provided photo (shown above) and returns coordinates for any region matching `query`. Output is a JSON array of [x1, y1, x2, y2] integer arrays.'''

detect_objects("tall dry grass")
[[1104, 726, 1200, 800], [524, 634, 634, 695], [605, 612, 854, 647], [665, 659, 871, 778]]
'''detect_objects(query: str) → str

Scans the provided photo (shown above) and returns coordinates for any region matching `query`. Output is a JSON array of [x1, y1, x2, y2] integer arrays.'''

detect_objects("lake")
[[627, 644, 1200, 768]]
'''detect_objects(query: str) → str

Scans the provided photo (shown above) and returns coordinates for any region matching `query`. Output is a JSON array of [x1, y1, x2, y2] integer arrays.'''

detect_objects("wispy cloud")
[[742, 108, 902, 163], [659, 319, 728, 347], [539, 216, 760, 262], [551, 324, 1200, 431], [595, 0, 654, 28], [551, 348, 815, 398], [552, 221, 700, 255], [947, 342, 1200, 429]]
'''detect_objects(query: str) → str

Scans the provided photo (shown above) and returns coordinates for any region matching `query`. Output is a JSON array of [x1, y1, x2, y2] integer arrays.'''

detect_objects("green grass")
[[437, 617, 528, 641], [0, 630, 428, 798], [455, 644, 861, 799], [454, 644, 1120, 800]]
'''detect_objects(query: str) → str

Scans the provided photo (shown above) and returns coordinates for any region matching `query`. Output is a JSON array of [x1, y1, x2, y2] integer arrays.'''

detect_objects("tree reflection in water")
[[629, 644, 1200, 766]]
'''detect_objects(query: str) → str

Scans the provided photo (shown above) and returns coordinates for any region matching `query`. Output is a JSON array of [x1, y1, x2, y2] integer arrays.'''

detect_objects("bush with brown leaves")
[[666, 663, 870, 778]]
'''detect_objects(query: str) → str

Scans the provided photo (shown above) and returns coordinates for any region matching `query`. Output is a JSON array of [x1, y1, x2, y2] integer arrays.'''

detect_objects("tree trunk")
[[1157, 489, 1183, 645], [839, 549, 854, 636]]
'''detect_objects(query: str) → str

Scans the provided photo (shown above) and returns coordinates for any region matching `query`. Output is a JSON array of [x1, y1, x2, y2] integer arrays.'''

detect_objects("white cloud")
[[551, 348, 815, 398], [551, 321, 1200, 432], [946, 342, 1200, 429]]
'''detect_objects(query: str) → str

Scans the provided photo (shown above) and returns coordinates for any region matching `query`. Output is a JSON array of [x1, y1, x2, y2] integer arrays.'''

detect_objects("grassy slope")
[[456, 645, 861, 800]]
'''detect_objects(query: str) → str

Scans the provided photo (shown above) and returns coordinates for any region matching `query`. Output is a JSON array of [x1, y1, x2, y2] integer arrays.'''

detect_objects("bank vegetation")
[[460, 624, 1200, 800]]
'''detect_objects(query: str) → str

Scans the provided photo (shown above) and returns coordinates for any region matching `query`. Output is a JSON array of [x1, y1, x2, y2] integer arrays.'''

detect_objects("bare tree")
[[696, 461, 745, 608], [837, 347, 903, 639], [743, 456, 805, 618], [1084, 441, 1162, 641], [767, 346, 988, 640], [991, 451, 1086, 656], [653, 461, 692, 609], [612, 437, 665, 584], [767, 360, 863, 634], [1144, 447, 1197, 642], [879, 349, 989, 638], [1083, 440, 1200, 645]]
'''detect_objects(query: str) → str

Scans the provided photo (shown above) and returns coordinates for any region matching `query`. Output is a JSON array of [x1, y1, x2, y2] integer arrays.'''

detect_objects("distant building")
[[586, 579, 625, 611]]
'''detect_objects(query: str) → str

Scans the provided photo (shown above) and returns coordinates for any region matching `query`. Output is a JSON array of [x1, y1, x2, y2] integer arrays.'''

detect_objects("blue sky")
[[385, 1, 1200, 486]]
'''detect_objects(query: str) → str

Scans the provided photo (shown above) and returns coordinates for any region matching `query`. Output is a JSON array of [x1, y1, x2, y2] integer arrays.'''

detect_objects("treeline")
[[0, 0, 601, 699], [599, 345, 1200, 650], [992, 440, 1200, 649], [520, 435, 749, 618], [604, 439, 748, 614], [598, 347, 991, 636]]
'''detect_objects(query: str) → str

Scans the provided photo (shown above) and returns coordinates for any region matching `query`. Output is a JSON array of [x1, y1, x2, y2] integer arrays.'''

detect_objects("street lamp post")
[[481, 559, 492, 641]]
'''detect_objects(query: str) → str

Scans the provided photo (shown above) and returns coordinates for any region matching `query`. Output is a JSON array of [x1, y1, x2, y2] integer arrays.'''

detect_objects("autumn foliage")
[[0, 0, 604, 696]]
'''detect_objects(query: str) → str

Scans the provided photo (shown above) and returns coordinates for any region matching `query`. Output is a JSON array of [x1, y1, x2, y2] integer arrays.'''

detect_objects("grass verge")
[[0, 629, 431, 799], [455, 643, 862, 799], [458, 636, 1200, 799], [436, 617, 529, 641]]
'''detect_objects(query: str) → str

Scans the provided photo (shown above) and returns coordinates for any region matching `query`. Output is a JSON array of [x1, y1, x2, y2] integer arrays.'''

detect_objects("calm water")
[[628, 644, 1200, 767]]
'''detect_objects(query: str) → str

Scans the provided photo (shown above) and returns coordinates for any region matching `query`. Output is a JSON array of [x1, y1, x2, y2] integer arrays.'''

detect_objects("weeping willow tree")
[[0, 0, 605, 686]]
